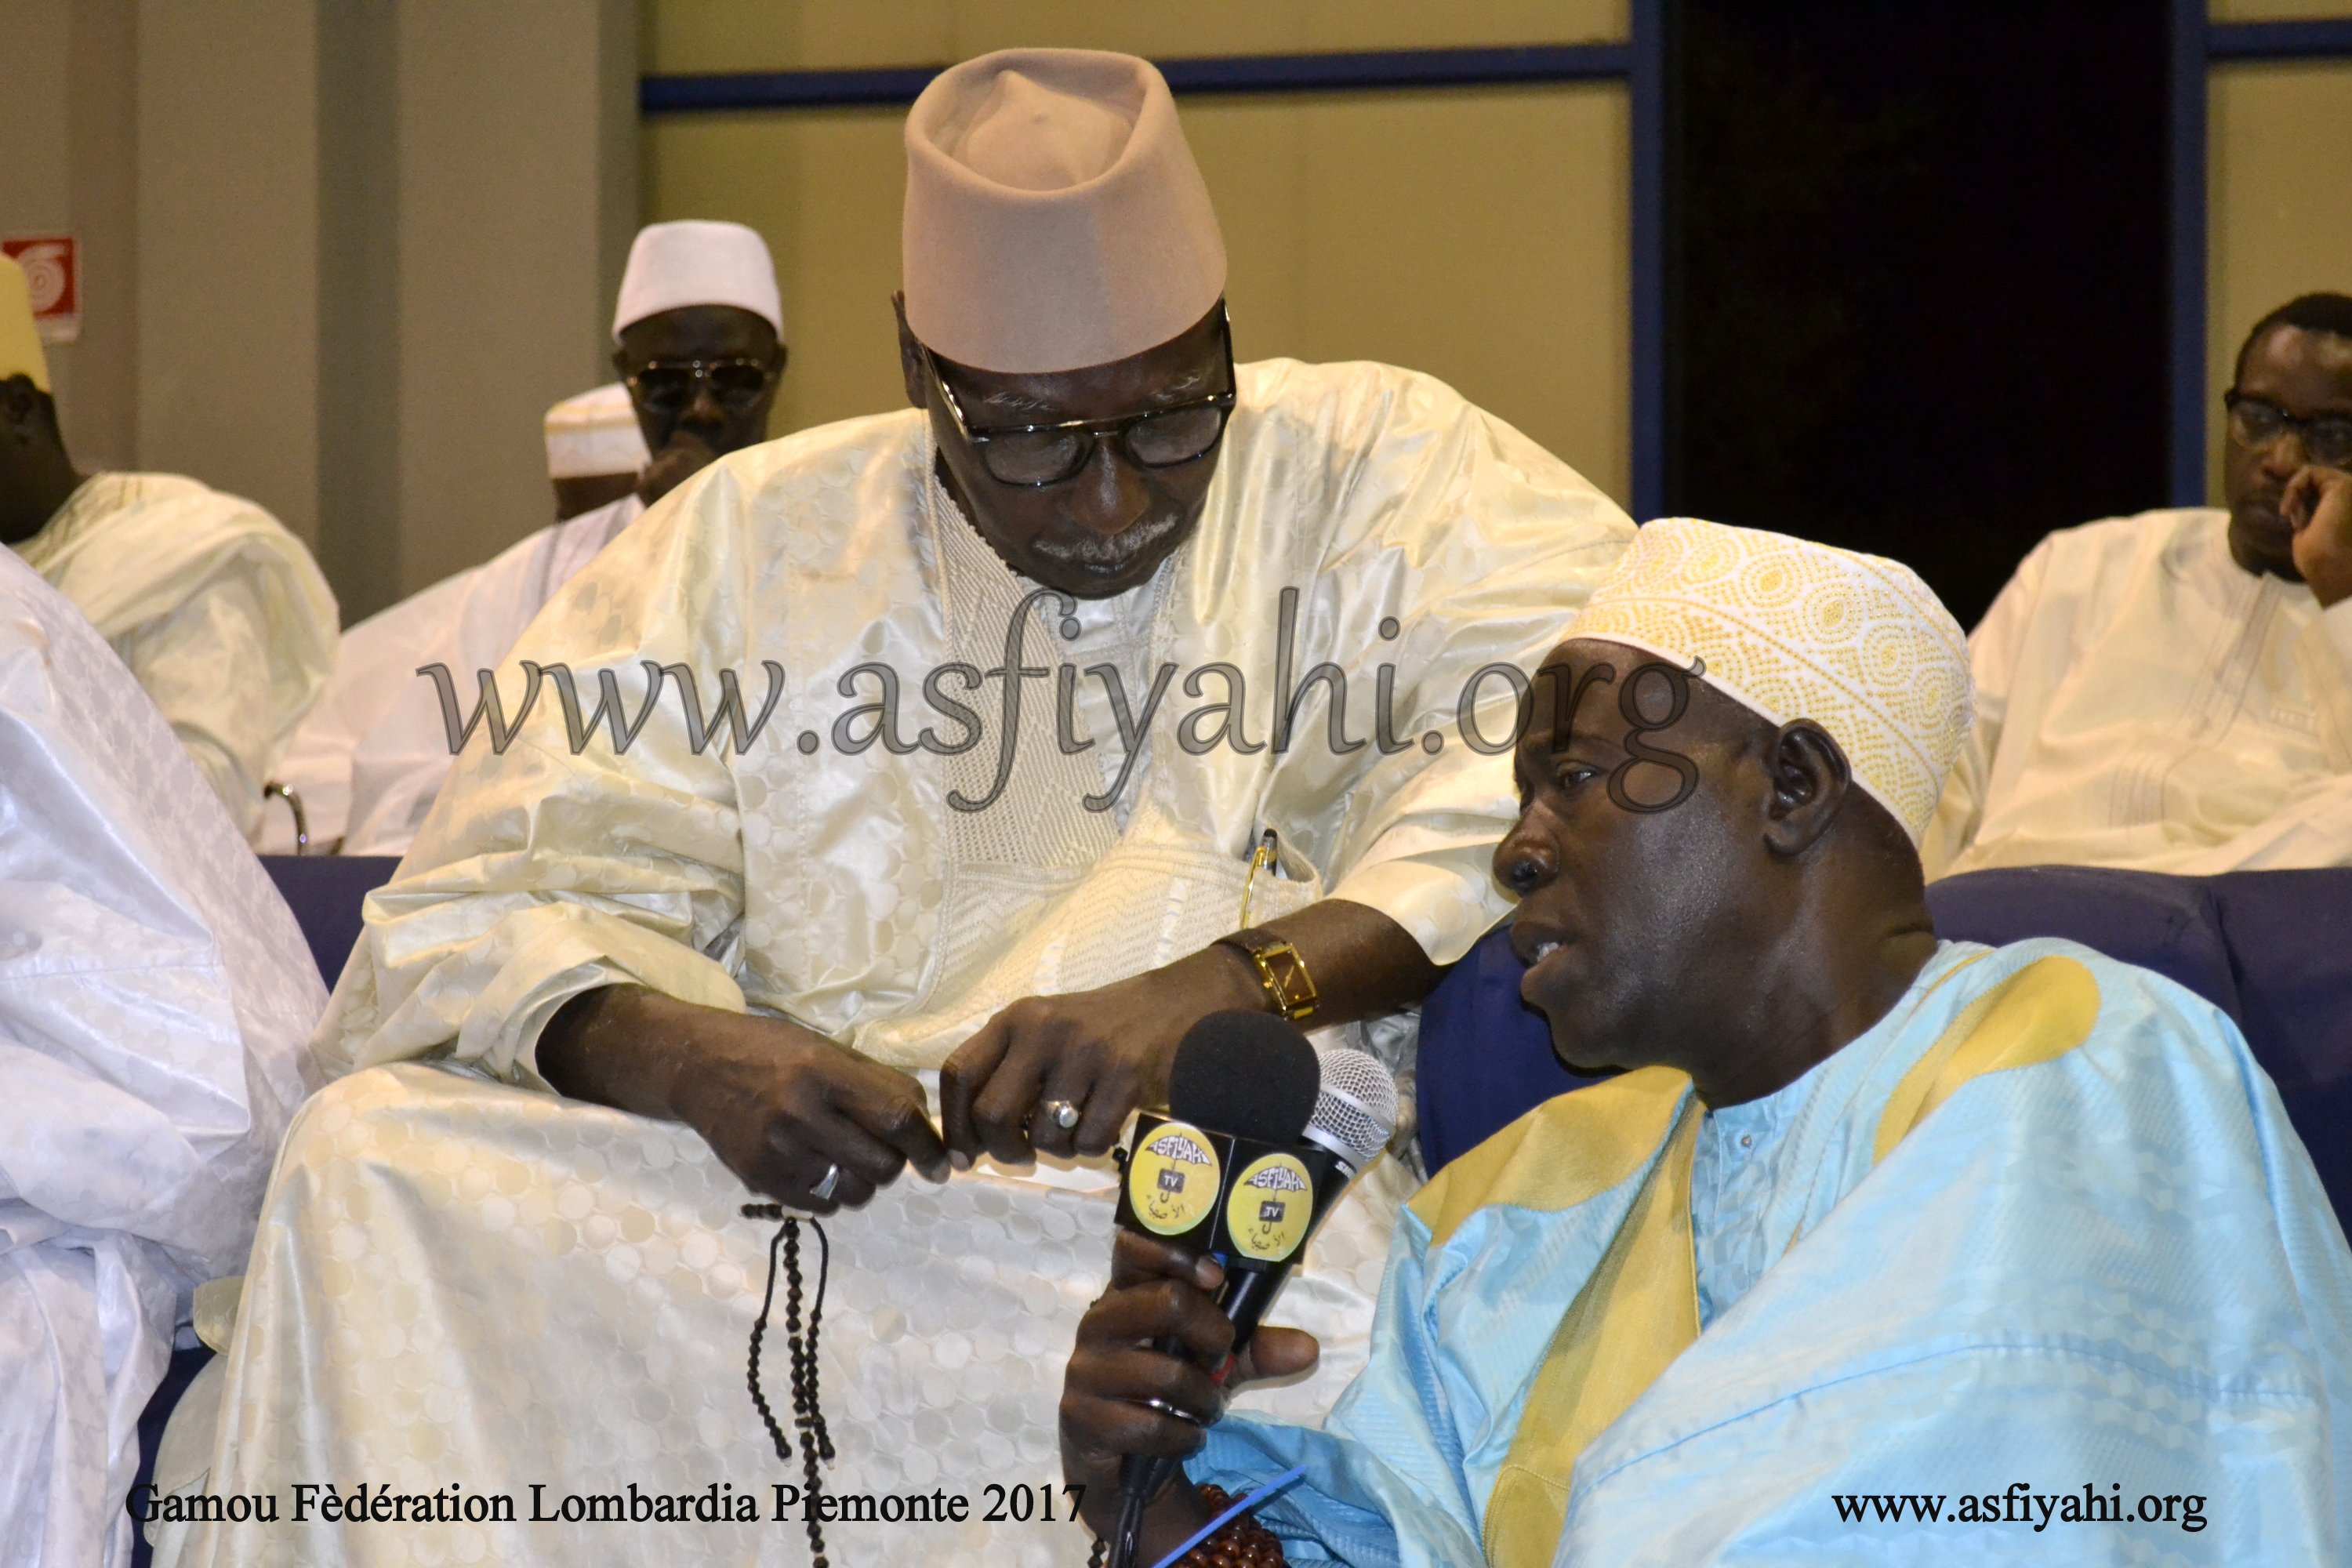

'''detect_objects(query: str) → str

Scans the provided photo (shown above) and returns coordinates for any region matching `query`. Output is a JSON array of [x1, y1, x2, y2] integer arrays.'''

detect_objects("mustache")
[[1029, 510, 1189, 568]]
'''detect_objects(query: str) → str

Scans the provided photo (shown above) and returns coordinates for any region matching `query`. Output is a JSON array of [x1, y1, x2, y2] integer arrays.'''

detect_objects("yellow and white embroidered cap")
[[0, 256, 50, 393], [543, 383, 650, 480], [1570, 517, 1972, 844]]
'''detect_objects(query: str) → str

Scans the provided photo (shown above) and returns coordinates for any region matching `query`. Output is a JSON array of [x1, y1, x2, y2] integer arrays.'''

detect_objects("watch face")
[[1261, 949, 1315, 1017]]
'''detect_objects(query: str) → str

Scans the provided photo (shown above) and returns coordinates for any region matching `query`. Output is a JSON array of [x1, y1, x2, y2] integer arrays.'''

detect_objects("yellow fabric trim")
[[0, 256, 51, 393], [1410, 1066, 1691, 1249], [1483, 1100, 1699, 1566], [1479, 950, 2102, 1566], [1872, 954, 2100, 1162]]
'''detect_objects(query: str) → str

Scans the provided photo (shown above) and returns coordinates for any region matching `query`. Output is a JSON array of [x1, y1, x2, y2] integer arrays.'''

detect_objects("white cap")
[[1571, 518, 1973, 845], [544, 383, 651, 480], [611, 220, 785, 342]]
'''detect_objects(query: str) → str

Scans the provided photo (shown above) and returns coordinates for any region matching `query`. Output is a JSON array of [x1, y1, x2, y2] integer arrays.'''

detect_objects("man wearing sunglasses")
[[1926, 292, 2352, 876], [187, 49, 1632, 1566], [611, 220, 788, 512], [324, 220, 786, 855]]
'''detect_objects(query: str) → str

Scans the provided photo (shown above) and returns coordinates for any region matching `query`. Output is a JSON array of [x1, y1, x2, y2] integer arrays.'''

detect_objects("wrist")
[[1191, 941, 1278, 1016], [539, 984, 637, 1104], [1140, 1480, 1218, 1563], [542, 985, 705, 1123], [1210, 928, 1320, 1023]]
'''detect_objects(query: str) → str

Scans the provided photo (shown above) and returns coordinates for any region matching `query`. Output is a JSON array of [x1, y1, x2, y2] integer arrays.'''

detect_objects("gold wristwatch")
[[1215, 926, 1319, 1023]]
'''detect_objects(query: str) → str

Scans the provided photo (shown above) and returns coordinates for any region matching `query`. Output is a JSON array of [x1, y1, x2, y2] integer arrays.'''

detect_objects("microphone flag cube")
[[1118, 1112, 1345, 1271]]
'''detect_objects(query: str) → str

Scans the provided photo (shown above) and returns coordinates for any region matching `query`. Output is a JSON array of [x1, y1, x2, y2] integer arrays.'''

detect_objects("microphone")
[[1106, 1015, 1398, 1567], [1206, 1042, 1399, 1357], [1304, 1040, 1401, 1178]]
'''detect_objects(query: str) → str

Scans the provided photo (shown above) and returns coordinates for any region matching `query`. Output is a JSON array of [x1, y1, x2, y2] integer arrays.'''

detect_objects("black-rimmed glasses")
[[2225, 391, 2352, 468], [626, 356, 779, 418], [924, 307, 1237, 488]]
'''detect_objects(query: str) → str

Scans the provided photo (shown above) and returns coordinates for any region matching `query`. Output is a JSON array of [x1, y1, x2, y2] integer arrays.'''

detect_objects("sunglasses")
[[924, 305, 1236, 488], [626, 356, 779, 419]]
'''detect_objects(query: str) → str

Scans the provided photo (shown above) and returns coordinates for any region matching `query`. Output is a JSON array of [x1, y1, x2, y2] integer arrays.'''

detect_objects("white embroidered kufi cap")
[[0, 256, 51, 392], [1570, 517, 1973, 844], [611, 220, 784, 340], [903, 48, 1227, 373], [543, 383, 650, 480]]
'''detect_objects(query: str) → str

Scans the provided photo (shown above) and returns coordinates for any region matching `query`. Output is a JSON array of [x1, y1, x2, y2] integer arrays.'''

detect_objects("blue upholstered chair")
[[256, 854, 405, 992], [1416, 866, 2352, 1228]]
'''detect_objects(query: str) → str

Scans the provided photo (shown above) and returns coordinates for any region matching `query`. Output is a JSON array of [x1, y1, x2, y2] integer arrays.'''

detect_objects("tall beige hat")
[[903, 49, 1226, 374], [0, 256, 52, 393], [1570, 518, 1973, 845]]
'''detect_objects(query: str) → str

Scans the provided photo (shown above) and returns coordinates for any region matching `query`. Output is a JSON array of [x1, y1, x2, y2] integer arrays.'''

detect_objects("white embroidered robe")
[[186, 359, 1632, 1567], [12, 473, 338, 842]]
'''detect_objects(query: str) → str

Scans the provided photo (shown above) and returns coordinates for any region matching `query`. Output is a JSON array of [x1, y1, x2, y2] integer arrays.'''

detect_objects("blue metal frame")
[[642, 66, 938, 113], [640, 44, 1634, 114], [2170, 10, 2352, 506], [2208, 17, 2352, 60], [641, 28, 1671, 517]]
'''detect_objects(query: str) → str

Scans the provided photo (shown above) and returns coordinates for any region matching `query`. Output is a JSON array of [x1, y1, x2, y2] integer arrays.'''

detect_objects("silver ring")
[[811, 1163, 841, 1202], [1141, 1396, 1206, 1427], [1044, 1098, 1082, 1131]]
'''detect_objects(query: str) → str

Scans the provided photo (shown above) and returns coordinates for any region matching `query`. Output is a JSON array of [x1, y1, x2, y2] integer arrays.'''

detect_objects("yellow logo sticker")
[[1225, 1152, 1315, 1262], [1128, 1121, 1221, 1236]]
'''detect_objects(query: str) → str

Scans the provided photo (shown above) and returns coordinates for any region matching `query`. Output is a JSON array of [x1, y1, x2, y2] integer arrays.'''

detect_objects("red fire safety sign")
[[2, 236, 81, 345]]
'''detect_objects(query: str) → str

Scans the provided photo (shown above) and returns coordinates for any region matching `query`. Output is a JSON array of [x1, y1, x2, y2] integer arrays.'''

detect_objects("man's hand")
[[938, 898, 1440, 1166], [2286, 464, 2352, 609], [637, 428, 721, 508], [1060, 1231, 1320, 1550], [541, 985, 948, 1213], [938, 949, 1263, 1165]]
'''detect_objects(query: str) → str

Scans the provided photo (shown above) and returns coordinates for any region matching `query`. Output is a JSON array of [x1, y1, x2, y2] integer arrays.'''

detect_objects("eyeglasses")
[[626, 356, 779, 418], [923, 306, 1237, 488], [2225, 391, 2352, 468]]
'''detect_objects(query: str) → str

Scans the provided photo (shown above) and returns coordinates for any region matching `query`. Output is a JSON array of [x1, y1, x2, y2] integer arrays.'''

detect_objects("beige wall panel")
[[392, 0, 636, 597], [646, 84, 1631, 504], [0, 3, 80, 426], [0, 0, 144, 471], [646, 108, 913, 440], [644, 0, 1628, 74], [136, 0, 322, 546], [2206, 60, 2352, 504], [62, 1, 140, 472], [315, 1, 403, 622], [2209, 0, 2352, 20], [0, 4, 71, 223], [1192, 85, 1629, 503]]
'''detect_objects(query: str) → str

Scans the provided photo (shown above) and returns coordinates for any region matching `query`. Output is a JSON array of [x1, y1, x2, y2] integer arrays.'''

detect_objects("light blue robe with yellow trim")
[[1192, 939, 2352, 1563]]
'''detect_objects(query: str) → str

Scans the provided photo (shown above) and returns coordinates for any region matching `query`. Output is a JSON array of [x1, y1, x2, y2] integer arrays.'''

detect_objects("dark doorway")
[[1667, 0, 2171, 629]]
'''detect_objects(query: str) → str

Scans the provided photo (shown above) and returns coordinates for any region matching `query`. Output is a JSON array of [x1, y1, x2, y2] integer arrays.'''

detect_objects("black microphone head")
[[1167, 1010, 1319, 1146]]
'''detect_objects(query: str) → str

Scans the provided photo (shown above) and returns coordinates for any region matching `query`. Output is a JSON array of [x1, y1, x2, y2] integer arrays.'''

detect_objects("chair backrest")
[[256, 855, 403, 991], [1416, 866, 2352, 1226]]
